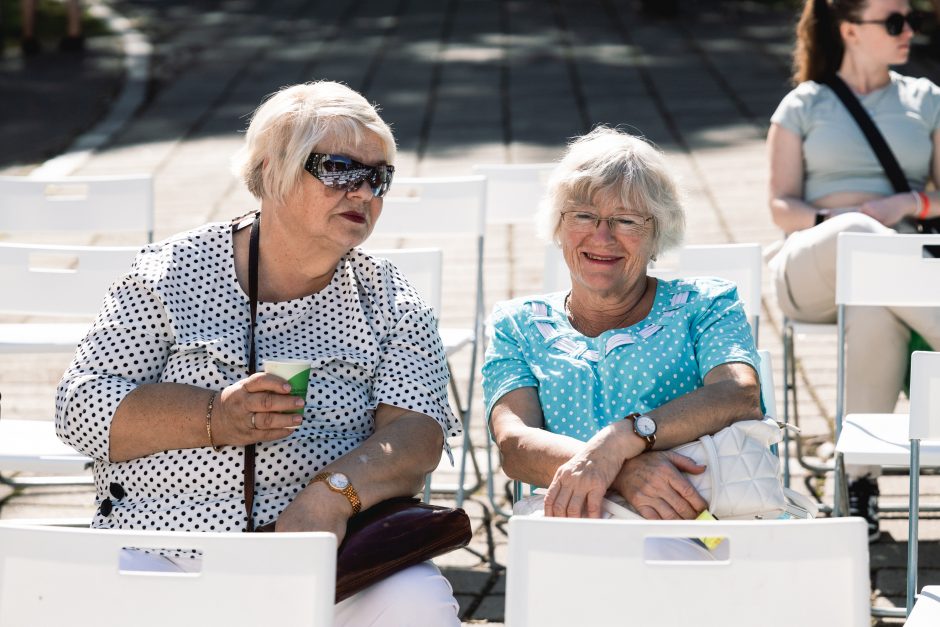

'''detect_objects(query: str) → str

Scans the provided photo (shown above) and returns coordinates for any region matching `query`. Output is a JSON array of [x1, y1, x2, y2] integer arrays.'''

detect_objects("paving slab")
[[2, 0, 940, 623]]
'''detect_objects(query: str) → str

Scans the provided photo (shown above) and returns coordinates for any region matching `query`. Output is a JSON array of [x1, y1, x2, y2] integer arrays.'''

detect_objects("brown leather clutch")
[[256, 496, 472, 603]]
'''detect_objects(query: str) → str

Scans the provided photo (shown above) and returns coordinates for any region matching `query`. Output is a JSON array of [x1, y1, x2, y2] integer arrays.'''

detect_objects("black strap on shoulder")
[[822, 74, 910, 193], [227, 211, 262, 531]]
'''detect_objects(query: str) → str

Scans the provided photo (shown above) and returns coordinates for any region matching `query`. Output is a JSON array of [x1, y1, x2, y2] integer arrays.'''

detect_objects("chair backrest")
[[367, 248, 443, 316], [0, 174, 154, 242], [376, 176, 486, 237], [910, 351, 940, 441], [370, 175, 487, 327], [0, 242, 140, 317], [506, 517, 870, 627], [471, 163, 555, 225], [835, 232, 940, 307], [543, 243, 763, 337], [0, 524, 335, 626]]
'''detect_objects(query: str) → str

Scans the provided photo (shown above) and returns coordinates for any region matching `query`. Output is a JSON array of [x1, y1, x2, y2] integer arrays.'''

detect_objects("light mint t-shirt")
[[482, 277, 758, 441], [770, 71, 940, 203]]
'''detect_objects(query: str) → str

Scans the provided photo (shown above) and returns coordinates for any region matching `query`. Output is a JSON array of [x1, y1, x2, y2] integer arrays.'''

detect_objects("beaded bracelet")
[[205, 391, 222, 452]]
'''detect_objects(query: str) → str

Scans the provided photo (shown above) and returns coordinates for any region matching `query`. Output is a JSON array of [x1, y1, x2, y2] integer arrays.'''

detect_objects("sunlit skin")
[[768, 0, 938, 233], [559, 187, 657, 337], [236, 131, 389, 303]]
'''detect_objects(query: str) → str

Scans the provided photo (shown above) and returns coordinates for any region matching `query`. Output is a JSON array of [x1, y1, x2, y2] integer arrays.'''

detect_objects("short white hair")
[[535, 126, 685, 257], [231, 81, 396, 204]]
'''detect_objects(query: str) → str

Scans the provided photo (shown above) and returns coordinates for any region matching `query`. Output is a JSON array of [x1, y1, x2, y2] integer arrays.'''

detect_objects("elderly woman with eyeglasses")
[[56, 81, 462, 625], [482, 127, 762, 526], [767, 0, 940, 540]]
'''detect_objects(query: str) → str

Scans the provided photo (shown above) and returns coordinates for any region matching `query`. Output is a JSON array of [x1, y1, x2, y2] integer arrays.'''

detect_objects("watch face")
[[328, 473, 350, 490], [635, 415, 656, 437]]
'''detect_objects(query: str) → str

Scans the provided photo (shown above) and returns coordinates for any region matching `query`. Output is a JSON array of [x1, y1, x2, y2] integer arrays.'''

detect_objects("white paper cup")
[[263, 359, 311, 414]]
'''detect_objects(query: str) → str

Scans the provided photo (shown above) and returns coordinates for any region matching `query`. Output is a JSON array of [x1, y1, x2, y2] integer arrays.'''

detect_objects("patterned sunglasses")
[[303, 153, 395, 198]]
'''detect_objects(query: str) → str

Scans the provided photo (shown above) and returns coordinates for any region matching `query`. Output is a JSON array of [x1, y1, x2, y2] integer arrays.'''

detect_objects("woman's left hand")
[[543, 427, 632, 518], [859, 193, 917, 227]]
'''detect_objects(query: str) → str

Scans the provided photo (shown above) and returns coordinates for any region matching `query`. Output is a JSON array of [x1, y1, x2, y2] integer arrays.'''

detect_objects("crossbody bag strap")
[[822, 74, 911, 193], [231, 212, 262, 531]]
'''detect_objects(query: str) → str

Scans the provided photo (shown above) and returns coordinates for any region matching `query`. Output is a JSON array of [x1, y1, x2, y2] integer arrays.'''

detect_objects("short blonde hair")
[[232, 81, 396, 204], [535, 127, 685, 257]]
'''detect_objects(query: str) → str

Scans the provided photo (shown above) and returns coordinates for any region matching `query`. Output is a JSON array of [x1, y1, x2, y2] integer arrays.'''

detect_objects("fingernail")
[[294, 397, 304, 406], [292, 416, 302, 425], [283, 384, 291, 392]]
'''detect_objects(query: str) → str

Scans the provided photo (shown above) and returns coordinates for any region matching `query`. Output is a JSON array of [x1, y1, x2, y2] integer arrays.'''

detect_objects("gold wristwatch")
[[312, 471, 362, 515]]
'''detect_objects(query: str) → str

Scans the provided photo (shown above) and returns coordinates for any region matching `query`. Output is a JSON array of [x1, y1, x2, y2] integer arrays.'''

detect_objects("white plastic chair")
[[0, 242, 140, 354], [505, 516, 869, 627], [783, 233, 940, 492], [0, 243, 139, 489], [836, 351, 940, 616], [0, 523, 335, 626], [824, 233, 940, 617], [367, 176, 487, 506], [542, 242, 763, 340], [471, 163, 555, 225], [907, 586, 940, 625], [0, 174, 154, 243]]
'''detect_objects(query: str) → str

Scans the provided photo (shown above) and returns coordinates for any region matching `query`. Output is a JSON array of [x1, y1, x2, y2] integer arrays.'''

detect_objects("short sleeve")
[[55, 271, 175, 462], [370, 266, 460, 443], [923, 78, 940, 133], [689, 280, 758, 381], [770, 84, 813, 138], [482, 302, 538, 423]]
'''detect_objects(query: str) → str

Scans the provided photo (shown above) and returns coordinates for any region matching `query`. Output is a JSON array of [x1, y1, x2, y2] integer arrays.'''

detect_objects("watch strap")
[[313, 471, 362, 515], [625, 412, 656, 452]]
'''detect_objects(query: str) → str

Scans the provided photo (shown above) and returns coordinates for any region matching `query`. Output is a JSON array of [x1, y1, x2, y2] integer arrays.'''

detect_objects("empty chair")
[[0, 243, 139, 488], [472, 163, 555, 225], [907, 586, 940, 625], [506, 516, 869, 627], [0, 523, 335, 626], [836, 351, 940, 616], [367, 175, 487, 506], [0, 242, 140, 353], [0, 174, 154, 243]]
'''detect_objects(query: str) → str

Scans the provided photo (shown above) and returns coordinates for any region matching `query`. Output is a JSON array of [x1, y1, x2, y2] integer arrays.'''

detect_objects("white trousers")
[[334, 561, 461, 627], [120, 550, 460, 626]]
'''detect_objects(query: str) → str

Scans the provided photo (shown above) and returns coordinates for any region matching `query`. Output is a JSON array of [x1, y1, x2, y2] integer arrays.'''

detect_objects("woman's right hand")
[[611, 451, 708, 520], [214, 372, 304, 446]]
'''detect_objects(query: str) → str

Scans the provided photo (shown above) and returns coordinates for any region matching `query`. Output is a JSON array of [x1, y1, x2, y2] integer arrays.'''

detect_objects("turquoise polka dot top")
[[482, 277, 758, 442]]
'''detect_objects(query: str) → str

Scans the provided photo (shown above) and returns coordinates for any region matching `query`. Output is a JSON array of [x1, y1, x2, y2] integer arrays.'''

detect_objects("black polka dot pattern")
[[55, 221, 460, 531]]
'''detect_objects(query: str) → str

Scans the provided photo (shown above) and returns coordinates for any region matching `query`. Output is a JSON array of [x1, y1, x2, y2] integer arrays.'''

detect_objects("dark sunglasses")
[[303, 153, 395, 198], [849, 11, 922, 36]]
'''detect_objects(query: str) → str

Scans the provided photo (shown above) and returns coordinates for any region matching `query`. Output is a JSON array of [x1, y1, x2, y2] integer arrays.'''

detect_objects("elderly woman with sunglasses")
[[55, 81, 462, 625], [482, 127, 762, 532], [767, 0, 940, 540]]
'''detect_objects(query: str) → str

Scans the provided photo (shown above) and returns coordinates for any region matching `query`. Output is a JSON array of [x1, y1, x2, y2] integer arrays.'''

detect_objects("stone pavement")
[[2, 0, 940, 623]]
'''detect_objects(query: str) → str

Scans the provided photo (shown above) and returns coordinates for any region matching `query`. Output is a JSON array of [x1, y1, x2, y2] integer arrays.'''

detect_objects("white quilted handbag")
[[513, 417, 818, 521], [671, 417, 816, 520]]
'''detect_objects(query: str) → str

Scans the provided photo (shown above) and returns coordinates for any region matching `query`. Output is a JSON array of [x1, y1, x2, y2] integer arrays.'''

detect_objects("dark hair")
[[792, 0, 868, 84]]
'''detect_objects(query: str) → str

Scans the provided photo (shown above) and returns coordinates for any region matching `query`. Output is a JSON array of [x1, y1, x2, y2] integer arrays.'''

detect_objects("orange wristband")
[[918, 192, 930, 219]]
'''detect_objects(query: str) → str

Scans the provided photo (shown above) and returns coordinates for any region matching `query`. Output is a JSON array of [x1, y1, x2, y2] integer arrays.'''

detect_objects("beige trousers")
[[772, 213, 940, 415]]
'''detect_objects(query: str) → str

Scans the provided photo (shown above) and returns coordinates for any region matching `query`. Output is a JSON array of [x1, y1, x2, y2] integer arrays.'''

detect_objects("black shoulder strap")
[[822, 74, 911, 193]]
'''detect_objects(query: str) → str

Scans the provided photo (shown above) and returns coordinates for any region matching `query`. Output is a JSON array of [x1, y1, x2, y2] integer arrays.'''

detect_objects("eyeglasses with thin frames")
[[560, 210, 654, 236], [847, 11, 922, 36]]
